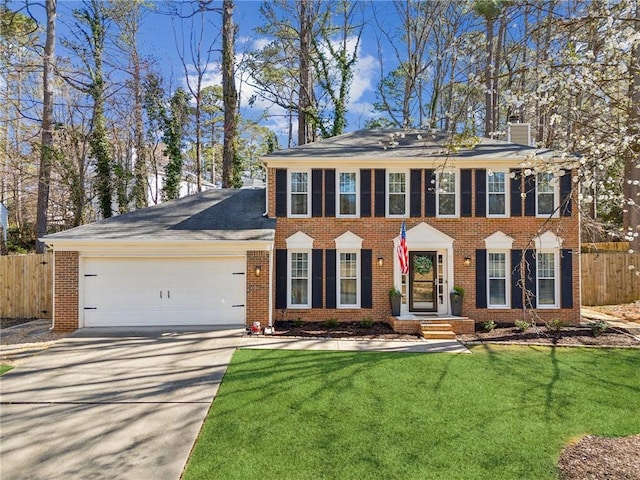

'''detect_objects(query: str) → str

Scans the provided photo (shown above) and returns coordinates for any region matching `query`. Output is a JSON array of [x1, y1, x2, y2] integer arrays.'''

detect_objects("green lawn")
[[183, 346, 640, 480], [0, 364, 13, 375]]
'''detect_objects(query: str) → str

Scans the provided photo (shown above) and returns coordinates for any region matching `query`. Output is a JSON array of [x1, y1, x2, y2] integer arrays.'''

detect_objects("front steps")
[[420, 322, 457, 340], [388, 316, 474, 335]]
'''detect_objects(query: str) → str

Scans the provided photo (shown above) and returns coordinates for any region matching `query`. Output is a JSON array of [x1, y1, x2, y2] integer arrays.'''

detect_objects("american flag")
[[397, 220, 409, 275]]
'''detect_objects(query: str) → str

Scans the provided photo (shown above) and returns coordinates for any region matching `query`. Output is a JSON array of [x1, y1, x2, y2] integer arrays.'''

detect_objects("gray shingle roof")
[[43, 188, 275, 243], [263, 129, 563, 161]]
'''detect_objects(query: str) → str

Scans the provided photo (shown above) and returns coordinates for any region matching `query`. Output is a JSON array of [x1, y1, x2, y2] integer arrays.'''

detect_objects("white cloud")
[[349, 51, 378, 106]]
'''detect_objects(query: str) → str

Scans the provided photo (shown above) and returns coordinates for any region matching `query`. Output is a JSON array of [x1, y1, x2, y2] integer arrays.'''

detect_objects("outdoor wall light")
[[463, 257, 472, 266], [255, 265, 262, 277], [377, 257, 384, 267]]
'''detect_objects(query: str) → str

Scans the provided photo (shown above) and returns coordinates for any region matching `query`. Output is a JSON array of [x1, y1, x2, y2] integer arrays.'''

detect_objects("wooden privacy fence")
[[0, 253, 53, 319], [581, 252, 640, 306]]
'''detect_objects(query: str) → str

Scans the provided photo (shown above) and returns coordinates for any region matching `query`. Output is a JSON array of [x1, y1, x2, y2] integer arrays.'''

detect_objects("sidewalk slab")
[[238, 336, 470, 354]]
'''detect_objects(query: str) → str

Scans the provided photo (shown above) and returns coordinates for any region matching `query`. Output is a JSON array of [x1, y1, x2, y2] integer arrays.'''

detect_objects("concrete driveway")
[[0, 327, 243, 480]]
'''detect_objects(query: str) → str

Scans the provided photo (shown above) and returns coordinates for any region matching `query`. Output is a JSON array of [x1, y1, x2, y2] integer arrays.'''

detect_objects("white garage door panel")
[[83, 257, 245, 327]]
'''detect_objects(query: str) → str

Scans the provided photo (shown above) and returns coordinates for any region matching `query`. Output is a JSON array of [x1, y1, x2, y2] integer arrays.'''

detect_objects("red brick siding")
[[246, 251, 271, 328], [53, 251, 79, 332], [267, 167, 581, 327]]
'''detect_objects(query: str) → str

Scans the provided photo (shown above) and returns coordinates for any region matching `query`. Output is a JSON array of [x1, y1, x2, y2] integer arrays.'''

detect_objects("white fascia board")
[[262, 156, 569, 169], [43, 238, 274, 255]]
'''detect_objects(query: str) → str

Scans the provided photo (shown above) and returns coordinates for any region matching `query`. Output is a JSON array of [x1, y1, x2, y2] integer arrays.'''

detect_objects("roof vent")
[[507, 123, 531, 146]]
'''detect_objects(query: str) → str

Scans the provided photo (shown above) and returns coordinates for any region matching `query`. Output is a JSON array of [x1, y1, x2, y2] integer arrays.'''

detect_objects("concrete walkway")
[[239, 335, 470, 353], [581, 307, 640, 336], [0, 327, 243, 480]]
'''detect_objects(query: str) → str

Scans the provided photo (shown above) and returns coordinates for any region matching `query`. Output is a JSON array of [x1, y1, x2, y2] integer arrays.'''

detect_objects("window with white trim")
[[387, 171, 407, 216], [289, 171, 310, 217], [487, 251, 509, 307], [537, 251, 558, 307], [338, 252, 359, 307], [487, 171, 508, 216], [289, 251, 310, 308], [337, 171, 358, 217], [437, 171, 457, 217], [536, 172, 558, 217]]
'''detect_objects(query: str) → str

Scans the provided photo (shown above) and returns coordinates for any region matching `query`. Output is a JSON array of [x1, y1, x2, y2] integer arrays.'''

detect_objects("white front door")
[[82, 256, 246, 327]]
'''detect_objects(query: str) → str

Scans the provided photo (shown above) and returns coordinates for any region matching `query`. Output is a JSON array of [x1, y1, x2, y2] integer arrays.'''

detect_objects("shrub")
[[590, 320, 608, 337], [452, 285, 465, 297], [293, 318, 304, 328], [325, 318, 339, 328], [514, 320, 530, 332], [546, 319, 565, 333], [482, 320, 496, 332], [360, 316, 374, 328]]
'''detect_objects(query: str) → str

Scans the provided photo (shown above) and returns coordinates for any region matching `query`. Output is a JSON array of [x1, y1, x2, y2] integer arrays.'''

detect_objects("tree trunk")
[[298, 0, 313, 145], [132, 29, 147, 210], [492, 14, 506, 134], [35, 0, 56, 253], [222, 0, 237, 188], [484, 16, 495, 137], [624, 2, 640, 251]]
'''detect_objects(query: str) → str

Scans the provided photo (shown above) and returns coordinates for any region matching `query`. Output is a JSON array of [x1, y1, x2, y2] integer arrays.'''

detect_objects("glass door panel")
[[409, 251, 437, 312]]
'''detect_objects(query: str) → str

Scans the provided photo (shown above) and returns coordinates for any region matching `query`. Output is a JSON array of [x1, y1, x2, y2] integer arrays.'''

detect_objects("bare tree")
[[222, 0, 238, 187], [35, 0, 56, 253]]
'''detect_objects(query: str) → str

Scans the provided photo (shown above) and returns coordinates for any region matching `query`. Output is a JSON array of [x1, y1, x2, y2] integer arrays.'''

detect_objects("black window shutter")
[[524, 249, 537, 307], [360, 169, 372, 217], [312, 249, 323, 308], [361, 249, 373, 308], [560, 249, 573, 308], [325, 169, 336, 217], [475, 169, 486, 217], [476, 249, 487, 308], [374, 169, 386, 217], [425, 169, 436, 217], [275, 169, 287, 217], [312, 169, 323, 217], [325, 249, 337, 308], [410, 169, 422, 217], [510, 169, 522, 217], [461, 169, 473, 217], [524, 174, 536, 216], [275, 249, 287, 309], [511, 249, 523, 309], [560, 171, 572, 217]]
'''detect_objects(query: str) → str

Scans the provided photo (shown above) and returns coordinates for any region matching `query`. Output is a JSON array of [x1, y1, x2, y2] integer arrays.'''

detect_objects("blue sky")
[[22, 0, 395, 142]]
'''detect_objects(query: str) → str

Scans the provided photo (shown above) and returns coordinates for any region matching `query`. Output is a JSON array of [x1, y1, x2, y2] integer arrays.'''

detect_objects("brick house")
[[43, 129, 580, 333]]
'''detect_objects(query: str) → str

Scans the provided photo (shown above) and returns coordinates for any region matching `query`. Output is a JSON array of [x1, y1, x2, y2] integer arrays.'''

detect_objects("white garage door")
[[82, 256, 246, 327]]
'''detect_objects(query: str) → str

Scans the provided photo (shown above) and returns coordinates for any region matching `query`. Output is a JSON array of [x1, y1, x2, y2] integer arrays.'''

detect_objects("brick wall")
[[246, 250, 271, 328], [267, 167, 581, 327], [53, 251, 79, 332]]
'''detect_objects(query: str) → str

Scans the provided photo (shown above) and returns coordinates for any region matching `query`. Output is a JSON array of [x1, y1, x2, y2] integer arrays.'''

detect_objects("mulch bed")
[[558, 435, 640, 480], [270, 321, 419, 340], [458, 325, 640, 348], [0, 318, 38, 329]]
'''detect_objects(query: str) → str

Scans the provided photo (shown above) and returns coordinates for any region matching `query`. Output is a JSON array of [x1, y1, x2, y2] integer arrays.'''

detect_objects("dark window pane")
[[389, 194, 405, 215], [339, 193, 356, 215], [489, 279, 506, 305], [291, 194, 308, 215], [488, 194, 505, 215], [538, 279, 555, 304]]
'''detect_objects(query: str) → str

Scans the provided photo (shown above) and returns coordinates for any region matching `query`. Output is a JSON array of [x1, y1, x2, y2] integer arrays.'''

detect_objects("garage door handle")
[[160, 291, 162, 299], [232, 304, 245, 308], [167, 291, 170, 298]]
